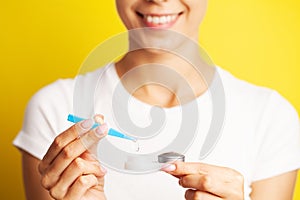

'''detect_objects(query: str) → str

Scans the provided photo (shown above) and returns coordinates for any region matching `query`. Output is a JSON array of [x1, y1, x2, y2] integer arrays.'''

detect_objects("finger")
[[160, 163, 182, 179], [79, 151, 107, 175], [185, 189, 222, 200], [58, 174, 98, 200], [41, 124, 108, 189], [49, 157, 106, 199], [39, 119, 94, 174], [162, 162, 208, 176], [80, 123, 107, 149], [80, 151, 99, 161], [180, 171, 244, 198], [180, 174, 215, 193]]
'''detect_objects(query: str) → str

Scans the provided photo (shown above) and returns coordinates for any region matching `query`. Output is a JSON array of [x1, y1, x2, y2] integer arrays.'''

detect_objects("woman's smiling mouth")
[[136, 11, 183, 28]]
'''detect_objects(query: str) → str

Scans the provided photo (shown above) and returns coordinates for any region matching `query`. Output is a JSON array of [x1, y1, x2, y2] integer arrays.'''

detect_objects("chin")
[[128, 27, 192, 53]]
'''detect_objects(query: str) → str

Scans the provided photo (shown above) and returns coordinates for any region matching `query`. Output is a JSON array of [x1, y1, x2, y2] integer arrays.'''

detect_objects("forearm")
[[250, 170, 298, 200], [21, 150, 54, 200]]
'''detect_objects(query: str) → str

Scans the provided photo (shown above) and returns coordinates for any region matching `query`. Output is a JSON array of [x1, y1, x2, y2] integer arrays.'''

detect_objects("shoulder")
[[214, 67, 300, 181], [29, 78, 74, 109], [24, 64, 112, 129], [23, 78, 75, 138], [217, 67, 273, 102], [15, 78, 75, 159], [215, 67, 298, 117], [216, 66, 299, 145], [14, 65, 112, 159], [29, 64, 112, 110]]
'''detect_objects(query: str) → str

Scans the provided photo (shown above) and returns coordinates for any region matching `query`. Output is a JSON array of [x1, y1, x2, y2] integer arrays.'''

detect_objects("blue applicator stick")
[[67, 114, 136, 141]]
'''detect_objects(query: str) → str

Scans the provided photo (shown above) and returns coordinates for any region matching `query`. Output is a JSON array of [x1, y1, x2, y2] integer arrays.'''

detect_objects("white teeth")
[[153, 16, 159, 24], [160, 16, 167, 24], [166, 15, 171, 23], [147, 15, 153, 23], [145, 14, 177, 24]]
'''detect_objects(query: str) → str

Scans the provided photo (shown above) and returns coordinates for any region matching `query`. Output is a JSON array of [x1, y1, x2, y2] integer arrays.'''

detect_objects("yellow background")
[[1, 0, 299, 199]]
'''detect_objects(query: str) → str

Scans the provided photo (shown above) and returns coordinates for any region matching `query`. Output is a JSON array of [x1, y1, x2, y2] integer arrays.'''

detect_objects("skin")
[[162, 162, 297, 200], [20, 0, 298, 199], [35, 117, 108, 200]]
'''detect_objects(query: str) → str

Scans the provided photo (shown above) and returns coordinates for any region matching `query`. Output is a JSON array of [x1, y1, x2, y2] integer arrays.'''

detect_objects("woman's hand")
[[162, 162, 244, 200], [38, 116, 108, 200]]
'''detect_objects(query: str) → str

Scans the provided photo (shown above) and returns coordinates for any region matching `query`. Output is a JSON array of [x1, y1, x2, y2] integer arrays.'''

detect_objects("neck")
[[115, 37, 215, 107]]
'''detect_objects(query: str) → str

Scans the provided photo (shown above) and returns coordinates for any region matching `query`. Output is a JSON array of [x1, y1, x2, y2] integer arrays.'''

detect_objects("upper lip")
[[136, 11, 183, 18]]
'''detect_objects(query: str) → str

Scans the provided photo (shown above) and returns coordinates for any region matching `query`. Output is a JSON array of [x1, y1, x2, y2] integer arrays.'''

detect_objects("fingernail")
[[80, 119, 93, 129], [95, 123, 108, 137], [161, 164, 176, 172]]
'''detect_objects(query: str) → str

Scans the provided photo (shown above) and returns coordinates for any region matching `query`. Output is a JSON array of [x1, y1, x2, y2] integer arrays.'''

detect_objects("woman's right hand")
[[38, 116, 108, 200]]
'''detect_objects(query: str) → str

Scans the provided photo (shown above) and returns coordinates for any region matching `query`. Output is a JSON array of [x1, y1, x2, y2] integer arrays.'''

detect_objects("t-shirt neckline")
[[108, 63, 214, 112]]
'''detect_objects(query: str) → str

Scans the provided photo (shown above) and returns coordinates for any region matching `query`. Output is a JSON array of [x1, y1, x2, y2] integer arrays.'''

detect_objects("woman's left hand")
[[162, 162, 244, 200]]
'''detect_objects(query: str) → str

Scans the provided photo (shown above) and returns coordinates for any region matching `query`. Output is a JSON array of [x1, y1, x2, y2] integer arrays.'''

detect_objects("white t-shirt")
[[13, 64, 300, 199]]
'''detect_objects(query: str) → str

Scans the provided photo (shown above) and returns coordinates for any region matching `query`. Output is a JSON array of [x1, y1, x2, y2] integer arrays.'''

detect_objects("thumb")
[[80, 123, 108, 150], [162, 162, 208, 177]]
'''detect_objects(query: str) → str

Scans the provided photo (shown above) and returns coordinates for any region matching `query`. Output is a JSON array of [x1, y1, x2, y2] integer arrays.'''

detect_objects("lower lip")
[[142, 15, 179, 29]]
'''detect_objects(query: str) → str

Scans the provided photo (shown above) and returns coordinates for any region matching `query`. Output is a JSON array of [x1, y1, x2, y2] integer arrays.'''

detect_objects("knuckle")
[[77, 176, 90, 186], [49, 188, 63, 200], [201, 174, 212, 191], [97, 164, 105, 175], [90, 175, 98, 184], [62, 146, 74, 159], [41, 174, 50, 189], [53, 136, 64, 150], [54, 185, 67, 200], [70, 125, 81, 137], [78, 175, 97, 187], [74, 157, 85, 170]]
